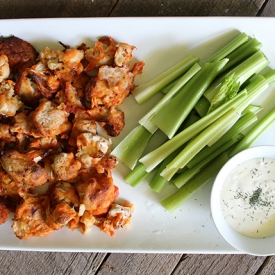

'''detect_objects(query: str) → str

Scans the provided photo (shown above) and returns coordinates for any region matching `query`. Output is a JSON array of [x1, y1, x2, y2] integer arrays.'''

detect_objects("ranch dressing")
[[221, 157, 275, 238]]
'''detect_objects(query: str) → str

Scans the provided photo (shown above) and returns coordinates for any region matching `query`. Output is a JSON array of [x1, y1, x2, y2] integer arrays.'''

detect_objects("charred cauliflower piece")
[[0, 150, 48, 188], [28, 100, 72, 138], [0, 80, 23, 117], [12, 191, 53, 239], [0, 54, 10, 82]]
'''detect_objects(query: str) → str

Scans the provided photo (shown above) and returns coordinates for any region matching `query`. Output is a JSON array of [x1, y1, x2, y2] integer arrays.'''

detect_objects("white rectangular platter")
[[1, 17, 275, 253]]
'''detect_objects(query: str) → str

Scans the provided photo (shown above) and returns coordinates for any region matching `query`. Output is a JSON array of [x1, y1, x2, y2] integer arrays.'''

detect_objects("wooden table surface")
[[1, 1, 275, 274]]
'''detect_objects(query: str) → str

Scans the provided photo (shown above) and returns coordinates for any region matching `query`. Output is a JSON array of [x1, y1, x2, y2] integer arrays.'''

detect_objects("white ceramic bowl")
[[211, 145, 275, 256]]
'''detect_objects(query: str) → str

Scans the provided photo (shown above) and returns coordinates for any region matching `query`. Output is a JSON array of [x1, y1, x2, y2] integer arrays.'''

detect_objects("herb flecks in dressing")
[[221, 157, 275, 238]]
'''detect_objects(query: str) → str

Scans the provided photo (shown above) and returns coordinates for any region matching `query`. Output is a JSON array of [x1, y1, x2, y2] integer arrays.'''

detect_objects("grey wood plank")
[[0, 251, 107, 275], [259, 0, 275, 16], [97, 253, 183, 275], [0, 0, 117, 19], [110, 0, 266, 17], [172, 254, 267, 275], [257, 256, 275, 275]]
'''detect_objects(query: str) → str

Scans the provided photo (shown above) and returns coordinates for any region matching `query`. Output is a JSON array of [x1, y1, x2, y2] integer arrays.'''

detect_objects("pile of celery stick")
[[112, 32, 275, 212]]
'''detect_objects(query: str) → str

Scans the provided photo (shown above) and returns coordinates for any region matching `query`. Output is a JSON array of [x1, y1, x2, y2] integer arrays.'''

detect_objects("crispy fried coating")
[[76, 171, 119, 216], [0, 36, 38, 75], [12, 191, 53, 239], [28, 100, 72, 138], [0, 150, 48, 187]]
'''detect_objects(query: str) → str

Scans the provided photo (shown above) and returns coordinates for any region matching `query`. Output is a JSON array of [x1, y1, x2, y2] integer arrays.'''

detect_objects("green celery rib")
[[204, 51, 269, 102], [111, 125, 152, 170], [139, 63, 201, 134], [132, 56, 200, 105], [124, 163, 150, 187], [149, 148, 182, 193], [194, 97, 210, 117], [186, 111, 258, 169], [242, 105, 263, 116], [161, 108, 241, 180], [173, 134, 243, 188], [218, 37, 262, 76], [203, 32, 249, 63], [161, 78, 179, 94], [139, 91, 247, 172], [160, 152, 230, 212], [229, 109, 275, 156], [150, 59, 229, 139]]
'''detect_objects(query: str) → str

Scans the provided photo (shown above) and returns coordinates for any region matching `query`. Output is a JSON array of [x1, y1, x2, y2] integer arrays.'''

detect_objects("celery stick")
[[111, 125, 152, 170], [229, 109, 275, 156], [150, 59, 229, 139], [242, 105, 263, 116], [124, 163, 150, 187], [139, 63, 201, 134], [194, 97, 210, 117], [160, 152, 230, 212], [186, 111, 258, 169], [149, 148, 182, 192], [203, 32, 249, 63], [173, 134, 243, 188], [161, 78, 179, 94], [139, 91, 247, 172], [218, 38, 262, 76], [132, 56, 200, 104], [204, 51, 269, 102], [161, 108, 241, 180]]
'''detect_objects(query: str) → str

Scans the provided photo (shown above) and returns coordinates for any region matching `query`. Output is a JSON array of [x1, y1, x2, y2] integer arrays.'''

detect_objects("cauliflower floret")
[[94, 202, 134, 236], [0, 150, 48, 188], [28, 100, 72, 138], [0, 80, 23, 117], [75, 132, 112, 168], [44, 181, 80, 231], [51, 152, 81, 182], [76, 171, 118, 216], [114, 42, 135, 67], [85, 64, 143, 108], [12, 191, 54, 240], [0, 54, 10, 82]]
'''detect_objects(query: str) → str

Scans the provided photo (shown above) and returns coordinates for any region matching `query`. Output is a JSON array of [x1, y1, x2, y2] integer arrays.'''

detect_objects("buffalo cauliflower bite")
[[0, 54, 10, 82], [27, 62, 61, 99], [0, 80, 23, 117], [76, 171, 119, 216], [12, 191, 53, 239], [84, 36, 117, 72], [75, 132, 112, 169], [14, 70, 42, 107], [87, 106, 125, 137], [114, 43, 136, 67], [44, 181, 80, 230], [68, 112, 97, 147], [51, 152, 81, 182], [0, 197, 12, 224], [28, 100, 72, 138], [94, 202, 134, 236], [0, 150, 48, 188]]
